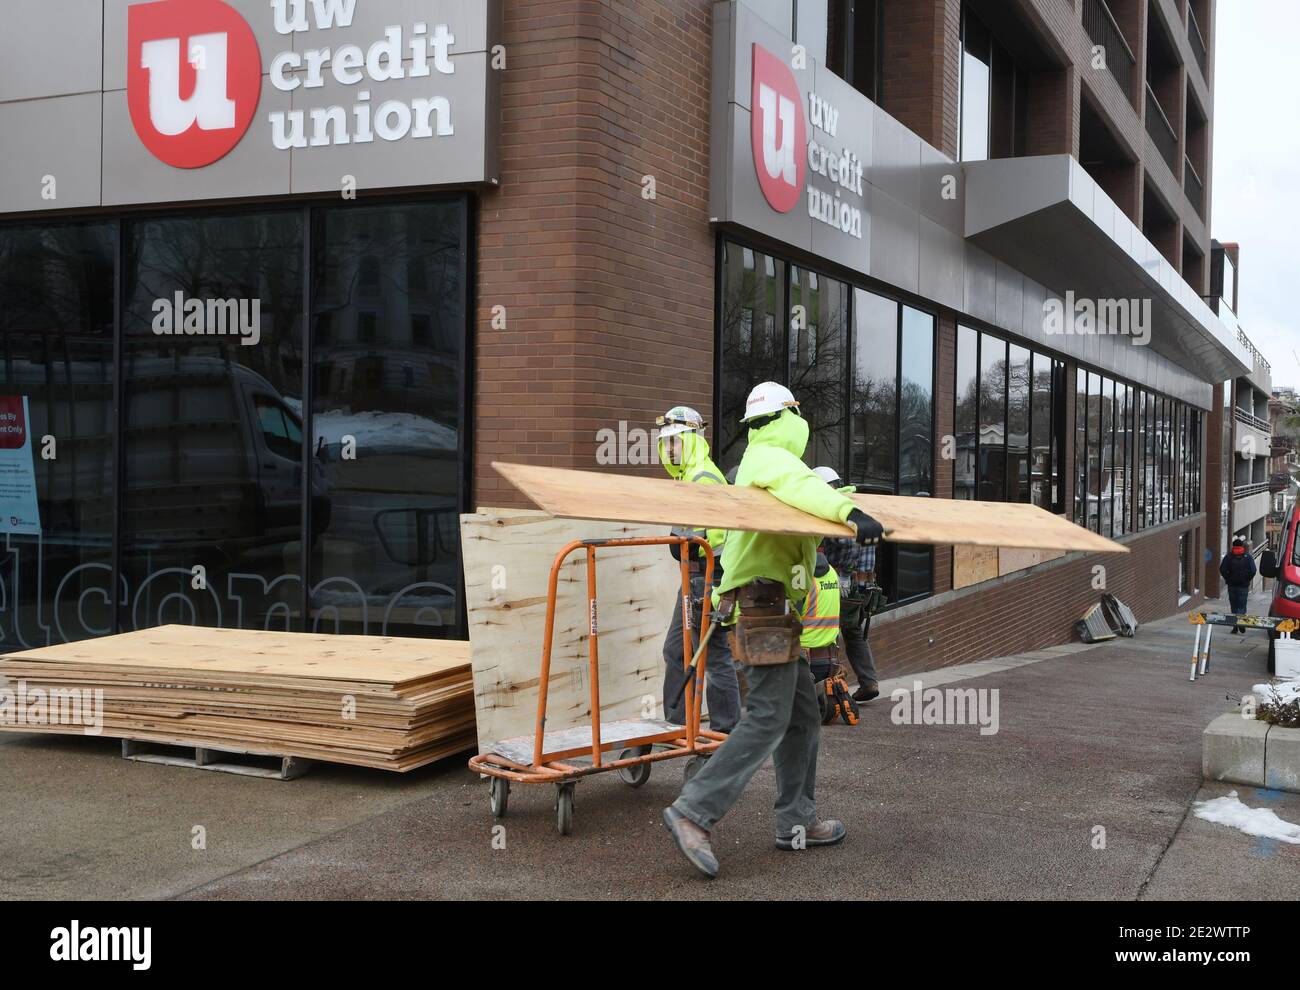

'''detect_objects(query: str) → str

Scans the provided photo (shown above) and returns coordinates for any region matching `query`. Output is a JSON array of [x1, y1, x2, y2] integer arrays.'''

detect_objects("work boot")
[[853, 681, 880, 703], [775, 819, 847, 850], [662, 806, 719, 878]]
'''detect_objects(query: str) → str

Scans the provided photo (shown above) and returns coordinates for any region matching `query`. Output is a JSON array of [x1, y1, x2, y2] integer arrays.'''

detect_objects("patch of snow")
[[1252, 682, 1300, 705], [1193, 791, 1300, 844], [314, 409, 458, 452]]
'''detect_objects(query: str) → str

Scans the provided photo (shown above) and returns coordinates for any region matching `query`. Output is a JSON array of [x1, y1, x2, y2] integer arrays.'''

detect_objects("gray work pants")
[[663, 575, 741, 734], [840, 597, 878, 686], [671, 657, 821, 834]]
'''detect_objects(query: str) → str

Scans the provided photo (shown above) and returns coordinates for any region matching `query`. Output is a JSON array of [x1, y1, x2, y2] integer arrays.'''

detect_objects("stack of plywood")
[[0, 625, 474, 771]]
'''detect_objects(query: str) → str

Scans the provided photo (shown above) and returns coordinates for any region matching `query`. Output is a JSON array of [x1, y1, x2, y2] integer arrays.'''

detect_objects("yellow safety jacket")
[[798, 560, 840, 650], [659, 430, 728, 559]]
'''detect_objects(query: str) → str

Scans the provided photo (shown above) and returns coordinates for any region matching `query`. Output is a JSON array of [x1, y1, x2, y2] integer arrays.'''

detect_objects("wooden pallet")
[[121, 739, 314, 780]]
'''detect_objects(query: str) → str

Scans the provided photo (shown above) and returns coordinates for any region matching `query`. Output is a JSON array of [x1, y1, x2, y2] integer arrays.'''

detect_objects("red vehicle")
[[1264, 503, 1300, 673]]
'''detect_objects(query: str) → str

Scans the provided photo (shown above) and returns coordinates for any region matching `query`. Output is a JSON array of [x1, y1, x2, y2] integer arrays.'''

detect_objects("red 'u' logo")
[[127, 0, 262, 169]]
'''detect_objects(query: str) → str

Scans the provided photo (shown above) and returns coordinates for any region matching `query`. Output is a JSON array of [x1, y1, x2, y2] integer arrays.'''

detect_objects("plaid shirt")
[[822, 537, 876, 576]]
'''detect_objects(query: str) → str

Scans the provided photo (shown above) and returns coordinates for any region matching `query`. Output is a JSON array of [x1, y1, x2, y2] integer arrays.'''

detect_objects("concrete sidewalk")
[[2, 591, 1296, 900]]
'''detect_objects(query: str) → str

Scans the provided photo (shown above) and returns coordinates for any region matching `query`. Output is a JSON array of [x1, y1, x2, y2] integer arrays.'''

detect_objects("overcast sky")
[[1212, 1, 1300, 388]]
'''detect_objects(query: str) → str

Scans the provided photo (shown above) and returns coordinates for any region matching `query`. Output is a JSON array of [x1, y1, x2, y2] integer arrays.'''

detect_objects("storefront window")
[[0, 223, 114, 648], [978, 334, 1007, 500], [851, 289, 897, 492], [0, 196, 470, 647], [960, 328, 1062, 511], [955, 326, 978, 500], [1030, 352, 1060, 511], [789, 267, 848, 471], [121, 211, 306, 633], [1007, 344, 1031, 503], [718, 242, 785, 468], [1087, 383, 1200, 536], [309, 201, 466, 638], [717, 239, 935, 608]]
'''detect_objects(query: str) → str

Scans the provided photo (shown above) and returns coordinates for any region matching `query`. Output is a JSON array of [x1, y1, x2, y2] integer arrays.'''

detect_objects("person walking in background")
[[1220, 538, 1257, 633]]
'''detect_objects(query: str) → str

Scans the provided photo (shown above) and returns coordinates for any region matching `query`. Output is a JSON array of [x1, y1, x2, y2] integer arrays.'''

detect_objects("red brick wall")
[[880, 0, 961, 157], [871, 520, 1205, 677], [473, 0, 716, 509]]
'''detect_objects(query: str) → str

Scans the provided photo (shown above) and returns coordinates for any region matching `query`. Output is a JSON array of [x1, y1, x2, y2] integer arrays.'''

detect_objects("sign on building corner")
[[748, 42, 864, 240], [127, 0, 464, 169]]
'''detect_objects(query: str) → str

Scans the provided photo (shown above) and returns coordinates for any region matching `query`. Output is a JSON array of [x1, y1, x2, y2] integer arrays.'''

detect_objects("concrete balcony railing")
[[1084, 0, 1136, 97], [1235, 406, 1272, 434], [1187, 6, 1209, 81], [1145, 83, 1179, 174], [1184, 156, 1205, 219]]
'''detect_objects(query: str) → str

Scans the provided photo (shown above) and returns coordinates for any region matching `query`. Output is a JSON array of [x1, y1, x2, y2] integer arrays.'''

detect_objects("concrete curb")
[[1202, 711, 1300, 793]]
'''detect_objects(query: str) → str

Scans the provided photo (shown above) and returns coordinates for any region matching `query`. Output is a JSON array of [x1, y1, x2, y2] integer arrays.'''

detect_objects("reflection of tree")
[[127, 214, 304, 398]]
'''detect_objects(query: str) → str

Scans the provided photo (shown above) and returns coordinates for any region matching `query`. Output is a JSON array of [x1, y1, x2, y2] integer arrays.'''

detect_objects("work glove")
[[846, 508, 884, 546]]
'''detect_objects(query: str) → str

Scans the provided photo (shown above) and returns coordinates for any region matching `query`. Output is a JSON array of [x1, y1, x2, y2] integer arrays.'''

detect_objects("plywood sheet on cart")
[[460, 510, 683, 754], [491, 462, 1127, 554]]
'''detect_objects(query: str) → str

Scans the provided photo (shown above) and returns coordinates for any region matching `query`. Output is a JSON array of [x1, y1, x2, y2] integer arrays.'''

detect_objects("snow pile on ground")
[[1192, 791, 1300, 844], [1252, 681, 1300, 706]]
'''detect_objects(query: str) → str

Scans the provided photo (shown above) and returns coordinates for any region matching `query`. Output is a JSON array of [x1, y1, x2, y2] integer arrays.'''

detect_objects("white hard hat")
[[741, 382, 799, 422], [813, 466, 842, 487], [656, 405, 705, 439]]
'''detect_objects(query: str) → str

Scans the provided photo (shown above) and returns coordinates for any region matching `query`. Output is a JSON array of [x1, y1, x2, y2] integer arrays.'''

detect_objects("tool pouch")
[[728, 581, 801, 666]]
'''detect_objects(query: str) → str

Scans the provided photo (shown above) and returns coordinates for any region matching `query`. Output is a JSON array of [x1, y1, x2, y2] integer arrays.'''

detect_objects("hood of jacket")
[[660, 431, 714, 481], [747, 408, 809, 459]]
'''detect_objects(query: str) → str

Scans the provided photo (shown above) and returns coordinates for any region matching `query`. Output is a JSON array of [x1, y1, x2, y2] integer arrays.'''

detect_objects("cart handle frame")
[[533, 535, 715, 768]]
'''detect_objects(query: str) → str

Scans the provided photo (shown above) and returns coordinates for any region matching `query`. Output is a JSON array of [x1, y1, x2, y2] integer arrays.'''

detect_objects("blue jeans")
[[1228, 585, 1249, 615]]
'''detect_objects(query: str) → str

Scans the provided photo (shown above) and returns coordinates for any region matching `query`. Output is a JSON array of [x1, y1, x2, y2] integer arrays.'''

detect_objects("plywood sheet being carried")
[[492, 462, 1127, 555], [461, 510, 684, 754]]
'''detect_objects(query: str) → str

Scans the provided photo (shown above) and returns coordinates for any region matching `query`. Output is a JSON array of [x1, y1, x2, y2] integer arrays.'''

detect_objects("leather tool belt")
[[803, 644, 839, 662], [726, 579, 801, 666]]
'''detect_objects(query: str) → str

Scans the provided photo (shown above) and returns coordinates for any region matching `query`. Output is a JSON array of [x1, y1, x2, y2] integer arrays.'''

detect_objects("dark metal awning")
[[964, 155, 1250, 382]]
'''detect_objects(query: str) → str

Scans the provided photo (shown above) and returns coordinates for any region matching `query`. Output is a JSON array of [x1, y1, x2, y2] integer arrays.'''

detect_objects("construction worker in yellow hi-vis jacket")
[[655, 406, 741, 735], [798, 552, 841, 680], [661, 383, 885, 879]]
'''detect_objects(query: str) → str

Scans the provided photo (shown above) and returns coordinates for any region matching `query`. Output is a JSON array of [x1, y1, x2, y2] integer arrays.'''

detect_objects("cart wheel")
[[555, 783, 575, 835], [489, 776, 510, 819], [617, 746, 652, 787], [683, 755, 709, 785]]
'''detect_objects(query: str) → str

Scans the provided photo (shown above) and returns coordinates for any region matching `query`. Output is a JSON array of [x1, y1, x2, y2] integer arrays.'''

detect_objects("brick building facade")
[[0, 0, 1257, 674]]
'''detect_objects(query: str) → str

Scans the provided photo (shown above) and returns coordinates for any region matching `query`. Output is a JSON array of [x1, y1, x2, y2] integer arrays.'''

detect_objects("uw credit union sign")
[[711, 1, 874, 274], [128, 0, 476, 167], [0, 0, 501, 211]]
